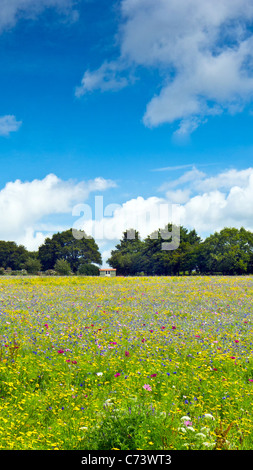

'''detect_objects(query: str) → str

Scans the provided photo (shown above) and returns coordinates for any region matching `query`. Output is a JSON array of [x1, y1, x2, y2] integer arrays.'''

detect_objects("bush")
[[25, 257, 41, 274], [0, 267, 5, 275], [54, 259, 72, 275], [77, 264, 99, 276]]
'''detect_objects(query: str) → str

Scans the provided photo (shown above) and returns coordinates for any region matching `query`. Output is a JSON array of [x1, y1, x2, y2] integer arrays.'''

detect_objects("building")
[[99, 268, 116, 277]]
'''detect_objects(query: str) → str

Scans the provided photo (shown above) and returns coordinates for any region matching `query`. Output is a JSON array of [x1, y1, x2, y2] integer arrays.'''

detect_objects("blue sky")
[[1, 0, 253, 265]]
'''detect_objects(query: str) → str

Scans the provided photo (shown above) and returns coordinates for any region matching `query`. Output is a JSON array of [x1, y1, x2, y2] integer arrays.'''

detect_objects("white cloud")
[[0, 173, 116, 250], [74, 167, 253, 249], [0, 115, 22, 136], [77, 0, 253, 135], [75, 61, 129, 97], [0, 0, 79, 32]]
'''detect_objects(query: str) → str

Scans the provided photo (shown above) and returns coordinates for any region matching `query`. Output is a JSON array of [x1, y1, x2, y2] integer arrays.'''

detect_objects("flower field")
[[0, 275, 253, 450]]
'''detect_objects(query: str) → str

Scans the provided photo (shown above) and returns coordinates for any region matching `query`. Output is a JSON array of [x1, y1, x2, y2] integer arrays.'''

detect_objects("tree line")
[[0, 225, 252, 276], [107, 225, 253, 275], [0, 229, 101, 275]]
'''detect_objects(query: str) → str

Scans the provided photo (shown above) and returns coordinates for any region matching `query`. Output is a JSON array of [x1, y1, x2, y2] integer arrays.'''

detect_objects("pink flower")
[[172, 326, 176, 330], [141, 338, 146, 343], [72, 360, 77, 364], [44, 324, 49, 329], [58, 349, 64, 354], [230, 356, 236, 359], [125, 351, 130, 357], [249, 379, 253, 382], [114, 373, 121, 377], [150, 374, 157, 377], [184, 420, 192, 426], [235, 340, 239, 343], [143, 384, 152, 391]]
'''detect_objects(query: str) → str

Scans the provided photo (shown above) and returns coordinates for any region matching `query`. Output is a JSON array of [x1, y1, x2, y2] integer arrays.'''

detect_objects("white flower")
[[96, 372, 103, 376], [203, 413, 215, 420], [203, 442, 216, 448], [186, 427, 195, 432], [178, 427, 187, 433], [196, 433, 206, 439], [180, 415, 191, 421]]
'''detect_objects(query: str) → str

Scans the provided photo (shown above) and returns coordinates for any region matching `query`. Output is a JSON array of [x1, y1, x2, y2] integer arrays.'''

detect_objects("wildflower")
[[44, 324, 49, 329], [230, 356, 236, 359], [71, 360, 77, 364], [114, 373, 121, 377], [249, 379, 253, 382], [196, 433, 206, 439], [203, 414, 215, 420], [125, 351, 130, 357], [235, 340, 239, 343], [57, 349, 64, 354], [184, 420, 192, 427], [172, 326, 176, 330], [150, 374, 157, 377], [181, 416, 191, 421], [178, 427, 186, 432], [143, 384, 152, 391], [96, 372, 103, 376], [141, 338, 146, 343]]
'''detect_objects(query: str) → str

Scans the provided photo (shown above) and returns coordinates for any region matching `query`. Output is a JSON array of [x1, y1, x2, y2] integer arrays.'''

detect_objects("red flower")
[[172, 326, 176, 330], [150, 374, 157, 377], [58, 349, 64, 354], [213, 368, 218, 371], [72, 360, 77, 364]]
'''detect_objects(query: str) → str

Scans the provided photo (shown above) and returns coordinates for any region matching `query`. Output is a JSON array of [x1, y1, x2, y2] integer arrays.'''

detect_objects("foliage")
[[38, 229, 102, 273], [25, 257, 42, 274], [77, 263, 99, 276], [54, 258, 72, 275]]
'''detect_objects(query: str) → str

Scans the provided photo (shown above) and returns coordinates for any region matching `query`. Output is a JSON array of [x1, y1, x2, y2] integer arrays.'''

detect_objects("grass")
[[0, 275, 252, 449]]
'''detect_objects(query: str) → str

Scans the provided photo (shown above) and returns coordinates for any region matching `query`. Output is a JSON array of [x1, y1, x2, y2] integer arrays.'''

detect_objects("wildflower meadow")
[[0, 275, 253, 450]]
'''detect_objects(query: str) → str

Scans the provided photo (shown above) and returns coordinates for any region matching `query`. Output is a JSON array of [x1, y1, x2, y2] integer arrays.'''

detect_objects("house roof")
[[99, 268, 116, 271]]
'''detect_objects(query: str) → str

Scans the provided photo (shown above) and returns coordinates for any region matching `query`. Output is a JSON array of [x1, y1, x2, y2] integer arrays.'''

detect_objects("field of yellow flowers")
[[0, 275, 252, 450]]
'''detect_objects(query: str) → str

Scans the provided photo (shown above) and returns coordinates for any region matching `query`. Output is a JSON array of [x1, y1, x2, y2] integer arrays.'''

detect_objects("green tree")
[[197, 227, 253, 274], [25, 257, 42, 274], [54, 258, 72, 275], [0, 241, 29, 270], [77, 263, 99, 275], [107, 229, 144, 275], [38, 229, 102, 272]]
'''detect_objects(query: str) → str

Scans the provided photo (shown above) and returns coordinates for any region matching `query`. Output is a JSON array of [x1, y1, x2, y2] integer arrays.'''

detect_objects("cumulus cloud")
[[0, 173, 116, 250], [0, 115, 22, 136], [76, 0, 253, 135], [74, 167, 253, 247], [0, 0, 79, 32]]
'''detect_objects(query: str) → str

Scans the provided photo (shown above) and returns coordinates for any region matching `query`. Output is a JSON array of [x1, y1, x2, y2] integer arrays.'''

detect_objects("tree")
[[77, 264, 99, 275], [197, 227, 253, 274], [107, 229, 144, 275], [54, 258, 72, 275], [0, 241, 29, 270], [38, 229, 102, 272], [25, 257, 42, 274]]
